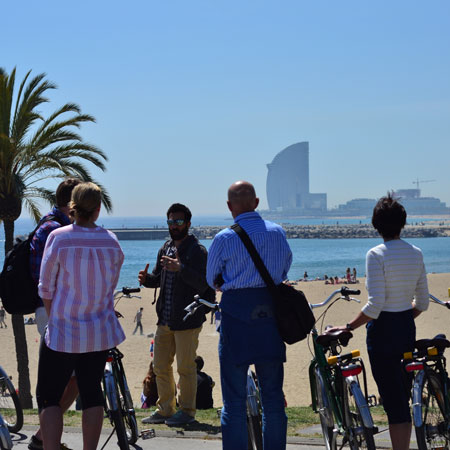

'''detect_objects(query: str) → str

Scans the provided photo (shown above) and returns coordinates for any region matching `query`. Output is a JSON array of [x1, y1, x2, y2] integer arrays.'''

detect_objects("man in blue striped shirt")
[[207, 181, 292, 450]]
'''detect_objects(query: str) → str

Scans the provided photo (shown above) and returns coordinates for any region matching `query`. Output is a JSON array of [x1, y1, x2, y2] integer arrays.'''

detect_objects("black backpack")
[[0, 215, 63, 315]]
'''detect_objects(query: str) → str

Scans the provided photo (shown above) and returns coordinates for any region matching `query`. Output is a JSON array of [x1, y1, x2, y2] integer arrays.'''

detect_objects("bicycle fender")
[[315, 367, 334, 427], [346, 378, 374, 428], [411, 370, 426, 427], [0, 416, 13, 450], [246, 373, 260, 417], [104, 371, 120, 410]]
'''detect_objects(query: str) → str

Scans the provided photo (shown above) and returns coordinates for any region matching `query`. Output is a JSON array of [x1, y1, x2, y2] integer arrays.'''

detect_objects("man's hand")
[[138, 263, 149, 286], [161, 254, 182, 272]]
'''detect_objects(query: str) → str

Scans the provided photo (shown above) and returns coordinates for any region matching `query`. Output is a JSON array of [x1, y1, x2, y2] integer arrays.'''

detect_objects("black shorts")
[[36, 341, 108, 412]]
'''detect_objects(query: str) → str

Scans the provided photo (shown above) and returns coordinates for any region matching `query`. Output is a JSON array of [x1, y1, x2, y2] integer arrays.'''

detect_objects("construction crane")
[[412, 178, 436, 190]]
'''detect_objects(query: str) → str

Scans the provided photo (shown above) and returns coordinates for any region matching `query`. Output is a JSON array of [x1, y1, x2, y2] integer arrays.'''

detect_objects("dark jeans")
[[219, 332, 287, 450], [219, 288, 287, 450]]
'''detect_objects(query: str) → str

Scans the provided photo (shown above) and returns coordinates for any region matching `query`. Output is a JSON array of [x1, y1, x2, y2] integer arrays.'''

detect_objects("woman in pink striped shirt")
[[37, 182, 125, 450]]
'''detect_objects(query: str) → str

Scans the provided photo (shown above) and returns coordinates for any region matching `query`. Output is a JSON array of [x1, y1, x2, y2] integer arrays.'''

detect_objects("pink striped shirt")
[[39, 224, 126, 353]]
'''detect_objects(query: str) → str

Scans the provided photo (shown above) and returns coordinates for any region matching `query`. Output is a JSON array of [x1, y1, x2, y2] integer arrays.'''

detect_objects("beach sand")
[[1, 273, 449, 409]]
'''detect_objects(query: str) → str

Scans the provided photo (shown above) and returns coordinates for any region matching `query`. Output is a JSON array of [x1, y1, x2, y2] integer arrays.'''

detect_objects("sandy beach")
[[1, 273, 449, 409]]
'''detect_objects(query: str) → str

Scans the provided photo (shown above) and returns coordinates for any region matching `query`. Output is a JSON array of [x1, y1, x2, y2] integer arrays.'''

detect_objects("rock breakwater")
[[109, 224, 450, 240]]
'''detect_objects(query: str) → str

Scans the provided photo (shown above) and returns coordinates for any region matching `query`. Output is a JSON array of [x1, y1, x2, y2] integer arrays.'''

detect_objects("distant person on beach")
[[28, 178, 82, 450], [0, 306, 6, 328], [138, 203, 214, 426], [207, 180, 292, 450], [328, 193, 429, 450], [37, 182, 125, 450], [352, 267, 357, 282], [346, 267, 351, 283], [303, 271, 308, 280], [133, 307, 144, 335]]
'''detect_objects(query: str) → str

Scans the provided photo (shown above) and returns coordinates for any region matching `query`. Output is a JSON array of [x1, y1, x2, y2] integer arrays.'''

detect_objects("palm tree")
[[0, 67, 112, 407]]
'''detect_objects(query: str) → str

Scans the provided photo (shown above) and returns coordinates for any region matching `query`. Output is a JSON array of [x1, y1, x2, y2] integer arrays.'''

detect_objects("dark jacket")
[[143, 234, 214, 330]]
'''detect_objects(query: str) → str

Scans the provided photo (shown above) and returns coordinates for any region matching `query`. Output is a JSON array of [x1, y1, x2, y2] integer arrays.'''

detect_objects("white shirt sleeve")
[[361, 249, 385, 319]]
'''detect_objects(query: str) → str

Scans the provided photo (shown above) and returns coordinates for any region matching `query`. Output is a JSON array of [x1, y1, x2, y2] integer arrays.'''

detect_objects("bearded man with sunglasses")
[[138, 203, 214, 426]]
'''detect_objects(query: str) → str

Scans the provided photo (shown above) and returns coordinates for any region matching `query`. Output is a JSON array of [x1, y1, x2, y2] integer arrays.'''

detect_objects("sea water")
[[1, 216, 449, 288]]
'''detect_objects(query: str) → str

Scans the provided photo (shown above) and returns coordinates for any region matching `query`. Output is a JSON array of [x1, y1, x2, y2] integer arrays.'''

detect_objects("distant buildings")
[[265, 142, 449, 217], [336, 189, 450, 216], [266, 142, 327, 213]]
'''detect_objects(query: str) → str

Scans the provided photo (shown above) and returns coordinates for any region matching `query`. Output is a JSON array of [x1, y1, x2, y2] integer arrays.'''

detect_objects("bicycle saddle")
[[415, 335, 450, 353], [317, 330, 353, 347]]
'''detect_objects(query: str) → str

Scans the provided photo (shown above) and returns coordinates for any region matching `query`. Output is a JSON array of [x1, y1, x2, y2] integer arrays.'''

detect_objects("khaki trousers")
[[153, 324, 201, 417]]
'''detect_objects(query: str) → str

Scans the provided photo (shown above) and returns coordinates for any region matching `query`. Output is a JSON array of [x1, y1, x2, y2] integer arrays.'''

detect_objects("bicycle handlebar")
[[430, 294, 450, 309], [183, 295, 219, 321], [310, 286, 361, 309], [122, 287, 141, 295]]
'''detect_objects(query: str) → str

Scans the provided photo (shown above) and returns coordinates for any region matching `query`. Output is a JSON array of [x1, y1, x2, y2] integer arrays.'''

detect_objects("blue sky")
[[2, 1, 450, 217]]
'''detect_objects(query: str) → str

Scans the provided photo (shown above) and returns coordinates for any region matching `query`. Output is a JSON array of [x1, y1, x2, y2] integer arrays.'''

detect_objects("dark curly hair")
[[166, 203, 192, 222], [371, 192, 406, 239]]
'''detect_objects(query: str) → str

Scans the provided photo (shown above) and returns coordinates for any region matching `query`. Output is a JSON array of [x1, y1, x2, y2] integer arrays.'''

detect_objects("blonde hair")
[[69, 182, 101, 221]]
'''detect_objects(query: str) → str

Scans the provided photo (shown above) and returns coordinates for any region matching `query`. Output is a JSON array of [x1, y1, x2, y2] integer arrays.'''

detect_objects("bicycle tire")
[[0, 366, 23, 433], [103, 370, 129, 450], [344, 380, 376, 450], [314, 368, 336, 450], [115, 362, 139, 444], [415, 371, 449, 450], [247, 414, 263, 450]]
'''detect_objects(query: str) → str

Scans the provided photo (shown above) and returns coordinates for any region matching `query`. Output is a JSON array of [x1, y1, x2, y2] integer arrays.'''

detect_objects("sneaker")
[[28, 435, 43, 450], [141, 411, 170, 424], [165, 410, 195, 426]]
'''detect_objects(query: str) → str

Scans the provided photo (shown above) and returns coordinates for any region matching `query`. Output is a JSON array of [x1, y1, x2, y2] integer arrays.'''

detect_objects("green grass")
[[18, 406, 388, 437]]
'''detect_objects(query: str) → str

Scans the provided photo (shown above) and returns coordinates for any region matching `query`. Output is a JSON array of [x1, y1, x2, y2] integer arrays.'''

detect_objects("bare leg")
[[35, 376, 79, 441], [389, 422, 412, 450], [82, 406, 104, 450], [39, 406, 63, 450]]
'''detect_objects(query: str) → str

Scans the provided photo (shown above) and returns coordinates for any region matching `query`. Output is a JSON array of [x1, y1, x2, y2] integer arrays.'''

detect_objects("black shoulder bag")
[[231, 223, 315, 345]]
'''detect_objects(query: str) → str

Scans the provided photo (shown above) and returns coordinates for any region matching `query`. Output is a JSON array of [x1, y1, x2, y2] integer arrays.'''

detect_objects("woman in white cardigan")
[[330, 193, 429, 450]]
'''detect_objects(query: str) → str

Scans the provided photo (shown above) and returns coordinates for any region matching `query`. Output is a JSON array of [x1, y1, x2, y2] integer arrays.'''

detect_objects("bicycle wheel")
[[343, 380, 376, 450], [103, 370, 129, 450], [115, 362, 138, 444], [247, 414, 263, 450], [0, 366, 23, 433], [415, 371, 449, 450], [314, 368, 336, 450]]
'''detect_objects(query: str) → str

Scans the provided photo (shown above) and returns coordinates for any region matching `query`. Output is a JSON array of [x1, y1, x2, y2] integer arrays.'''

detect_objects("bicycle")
[[102, 287, 141, 450], [402, 294, 450, 450], [0, 365, 23, 434], [309, 286, 377, 450], [184, 295, 263, 450]]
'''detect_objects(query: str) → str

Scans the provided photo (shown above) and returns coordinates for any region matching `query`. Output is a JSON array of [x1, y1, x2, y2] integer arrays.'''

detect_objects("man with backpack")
[[27, 178, 81, 450]]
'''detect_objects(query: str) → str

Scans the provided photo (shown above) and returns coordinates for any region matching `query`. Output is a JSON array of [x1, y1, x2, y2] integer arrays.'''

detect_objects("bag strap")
[[26, 214, 64, 242], [230, 223, 277, 294]]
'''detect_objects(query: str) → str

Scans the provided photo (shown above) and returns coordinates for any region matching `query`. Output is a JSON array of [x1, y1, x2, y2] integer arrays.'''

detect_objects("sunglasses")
[[167, 219, 185, 226]]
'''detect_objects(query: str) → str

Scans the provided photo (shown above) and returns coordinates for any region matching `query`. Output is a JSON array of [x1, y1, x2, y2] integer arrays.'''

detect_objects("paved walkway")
[[10, 423, 419, 449]]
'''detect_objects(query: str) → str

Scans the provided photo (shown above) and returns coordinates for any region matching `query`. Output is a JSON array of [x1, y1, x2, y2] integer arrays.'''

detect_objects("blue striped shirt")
[[206, 211, 292, 291]]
